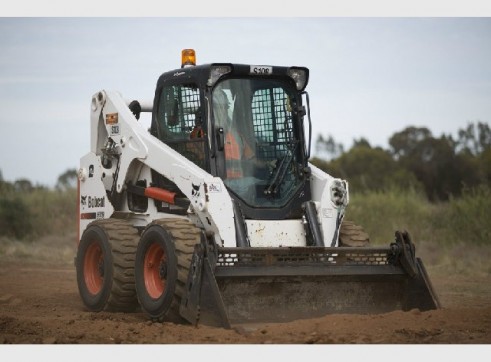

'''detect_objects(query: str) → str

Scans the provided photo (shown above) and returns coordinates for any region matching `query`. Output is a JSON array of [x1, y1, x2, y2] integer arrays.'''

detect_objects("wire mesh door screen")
[[157, 84, 206, 170], [251, 87, 298, 185]]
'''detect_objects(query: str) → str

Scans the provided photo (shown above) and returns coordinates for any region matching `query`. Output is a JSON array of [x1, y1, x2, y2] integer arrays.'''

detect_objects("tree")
[[0, 171, 13, 194], [456, 121, 491, 156], [352, 137, 371, 149], [56, 168, 78, 191], [0, 196, 33, 239], [313, 141, 421, 193], [389, 126, 432, 159], [14, 178, 33, 192], [479, 147, 491, 185], [315, 134, 344, 159], [389, 127, 480, 200], [0, 171, 33, 239]]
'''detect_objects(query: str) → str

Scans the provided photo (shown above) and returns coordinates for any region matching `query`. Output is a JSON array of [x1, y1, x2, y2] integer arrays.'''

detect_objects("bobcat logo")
[[208, 183, 222, 193], [191, 183, 200, 198], [81, 196, 87, 206]]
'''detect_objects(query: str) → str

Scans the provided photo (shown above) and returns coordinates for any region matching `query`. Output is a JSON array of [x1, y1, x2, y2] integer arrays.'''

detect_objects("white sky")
[[1, 3, 491, 186]]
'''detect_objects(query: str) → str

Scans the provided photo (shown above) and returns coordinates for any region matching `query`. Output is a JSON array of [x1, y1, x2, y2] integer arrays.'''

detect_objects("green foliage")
[[443, 185, 491, 245], [0, 186, 77, 240], [311, 143, 423, 193], [0, 169, 77, 241], [345, 186, 490, 246], [26, 188, 77, 238], [323, 121, 490, 244], [479, 148, 491, 184], [0, 195, 33, 239], [315, 134, 344, 159], [14, 178, 34, 192], [387, 123, 490, 200], [56, 168, 78, 191], [389, 126, 433, 158], [315, 121, 490, 201], [456, 121, 491, 155], [345, 188, 436, 245], [390, 128, 475, 200]]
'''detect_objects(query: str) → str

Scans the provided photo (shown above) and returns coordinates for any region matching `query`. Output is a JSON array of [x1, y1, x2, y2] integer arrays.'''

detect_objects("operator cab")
[[150, 50, 312, 219]]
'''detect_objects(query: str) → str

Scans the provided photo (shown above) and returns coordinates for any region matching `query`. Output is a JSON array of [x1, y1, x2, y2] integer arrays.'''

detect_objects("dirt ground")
[[0, 233, 490, 345]]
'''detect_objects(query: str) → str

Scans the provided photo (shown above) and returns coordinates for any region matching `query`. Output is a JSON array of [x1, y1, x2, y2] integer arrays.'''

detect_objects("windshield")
[[213, 78, 303, 209]]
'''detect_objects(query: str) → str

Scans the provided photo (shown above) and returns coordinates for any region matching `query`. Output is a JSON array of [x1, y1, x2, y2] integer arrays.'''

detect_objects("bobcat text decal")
[[81, 195, 105, 208]]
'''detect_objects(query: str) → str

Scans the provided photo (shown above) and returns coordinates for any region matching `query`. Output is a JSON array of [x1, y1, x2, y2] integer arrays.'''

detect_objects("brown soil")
[[0, 234, 490, 345]]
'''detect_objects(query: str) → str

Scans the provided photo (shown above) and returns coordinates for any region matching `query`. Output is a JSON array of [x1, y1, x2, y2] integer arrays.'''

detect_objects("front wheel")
[[135, 218, 200, 322]]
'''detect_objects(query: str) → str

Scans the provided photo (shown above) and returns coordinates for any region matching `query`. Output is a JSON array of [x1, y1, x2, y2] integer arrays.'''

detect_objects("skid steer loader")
[[76, 49, 440, 328]]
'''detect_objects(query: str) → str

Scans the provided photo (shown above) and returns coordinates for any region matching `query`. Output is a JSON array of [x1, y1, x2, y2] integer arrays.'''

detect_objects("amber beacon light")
[[181, 49, 196, 68]]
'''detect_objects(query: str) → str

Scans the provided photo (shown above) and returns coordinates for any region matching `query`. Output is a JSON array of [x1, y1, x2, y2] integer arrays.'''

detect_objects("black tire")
[[135, 218, 201, 323], [76, 219, 139, 312], [338, 220, 370, 247]]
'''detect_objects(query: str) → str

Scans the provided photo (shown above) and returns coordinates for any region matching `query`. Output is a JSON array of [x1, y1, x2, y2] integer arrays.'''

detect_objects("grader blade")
[[180, 231, 440, 328]]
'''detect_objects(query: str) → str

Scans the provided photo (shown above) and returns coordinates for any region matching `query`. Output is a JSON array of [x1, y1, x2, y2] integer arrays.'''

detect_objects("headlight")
[[330, 179, 349, 207], [287, 67, 309, 91]]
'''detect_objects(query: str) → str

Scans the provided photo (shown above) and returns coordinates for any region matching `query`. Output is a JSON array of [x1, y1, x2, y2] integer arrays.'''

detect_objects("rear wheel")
[[135, 218, 201, 322], [76, 219, 139, 312], [339, 220, 370, 247]]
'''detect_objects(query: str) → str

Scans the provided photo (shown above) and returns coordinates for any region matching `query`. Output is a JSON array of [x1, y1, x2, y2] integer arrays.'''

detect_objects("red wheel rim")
[[144, 242, 166, 299], [84, 241, 104, 295]]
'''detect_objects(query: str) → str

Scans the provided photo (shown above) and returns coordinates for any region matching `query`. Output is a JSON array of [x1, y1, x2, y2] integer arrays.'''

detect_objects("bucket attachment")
[[179, 230, 440, 328]]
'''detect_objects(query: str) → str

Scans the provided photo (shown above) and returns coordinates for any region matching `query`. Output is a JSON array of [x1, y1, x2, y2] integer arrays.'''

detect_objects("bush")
[[345, 185, 491, 246], [345, 187, 436, 245], [0, 187, 77, 240], [443, 185, 491, 245], [0, 195, 33, 239]]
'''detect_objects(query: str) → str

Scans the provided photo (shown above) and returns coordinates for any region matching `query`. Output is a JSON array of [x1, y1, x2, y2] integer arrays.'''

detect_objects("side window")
[[156, 83, 207, 170], [157, 84, 201, 141]]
